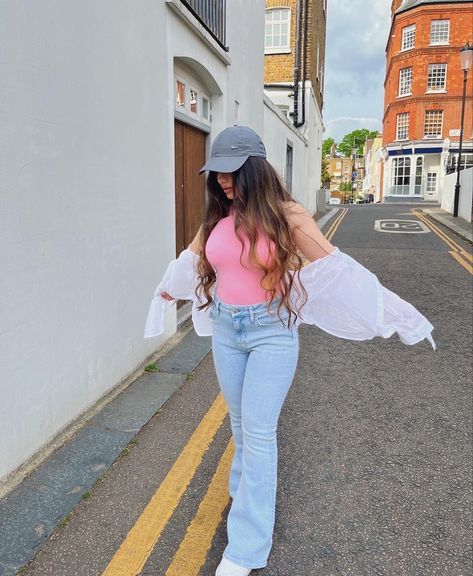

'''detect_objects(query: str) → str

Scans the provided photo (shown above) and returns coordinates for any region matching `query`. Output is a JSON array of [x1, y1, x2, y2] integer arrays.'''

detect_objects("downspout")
[[294, 0, 308, 128], [292, 0, 303, 126]]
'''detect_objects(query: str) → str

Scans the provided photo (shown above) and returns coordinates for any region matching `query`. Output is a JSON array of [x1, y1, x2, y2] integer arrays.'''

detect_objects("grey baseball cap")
[[199, 124, 266, 174]]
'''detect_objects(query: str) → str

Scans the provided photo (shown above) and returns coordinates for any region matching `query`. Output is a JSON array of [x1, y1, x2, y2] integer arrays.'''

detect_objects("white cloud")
[[324, 0, 391, 141]]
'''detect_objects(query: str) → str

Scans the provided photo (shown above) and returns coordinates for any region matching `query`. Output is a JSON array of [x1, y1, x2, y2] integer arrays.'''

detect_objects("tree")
[[322, 137, 336, 158], [321, 158, 331, 187], [337, 129, 379, 157]]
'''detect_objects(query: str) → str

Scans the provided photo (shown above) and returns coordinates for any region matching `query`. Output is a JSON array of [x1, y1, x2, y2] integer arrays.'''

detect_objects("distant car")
[[328, 198, 341, 205]]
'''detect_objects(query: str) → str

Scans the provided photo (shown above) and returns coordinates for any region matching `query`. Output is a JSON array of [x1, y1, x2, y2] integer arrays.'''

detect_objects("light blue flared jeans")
[[210, 295, 299, 570]]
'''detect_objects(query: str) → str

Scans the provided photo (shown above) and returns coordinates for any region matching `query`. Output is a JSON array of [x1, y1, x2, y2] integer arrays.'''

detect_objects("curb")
[[0, 323, 212, 576], [421, 208, 473, 244]]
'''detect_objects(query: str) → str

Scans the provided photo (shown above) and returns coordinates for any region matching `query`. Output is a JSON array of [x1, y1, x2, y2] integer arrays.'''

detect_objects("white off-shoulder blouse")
[[144, 248, 435, 350]]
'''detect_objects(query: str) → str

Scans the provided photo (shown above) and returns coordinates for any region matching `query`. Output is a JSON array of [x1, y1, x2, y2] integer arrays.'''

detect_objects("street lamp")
[[351, 144, 358, 203], [453, 42, 473, 217]]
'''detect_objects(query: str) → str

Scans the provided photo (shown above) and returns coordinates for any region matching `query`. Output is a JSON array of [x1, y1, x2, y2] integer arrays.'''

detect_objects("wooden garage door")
[[174, 121, 206, 257]]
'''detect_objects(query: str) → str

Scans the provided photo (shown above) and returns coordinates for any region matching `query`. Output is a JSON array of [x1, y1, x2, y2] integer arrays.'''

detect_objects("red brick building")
[[382, 0, 473, 201]]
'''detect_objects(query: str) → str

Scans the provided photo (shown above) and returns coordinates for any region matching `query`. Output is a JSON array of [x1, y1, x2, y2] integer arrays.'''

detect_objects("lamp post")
[[453, 42, 473, 217], [351, 144, 358, 203]]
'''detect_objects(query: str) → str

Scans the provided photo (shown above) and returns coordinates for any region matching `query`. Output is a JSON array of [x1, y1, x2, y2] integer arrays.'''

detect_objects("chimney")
[[391, 0, 404, 16]]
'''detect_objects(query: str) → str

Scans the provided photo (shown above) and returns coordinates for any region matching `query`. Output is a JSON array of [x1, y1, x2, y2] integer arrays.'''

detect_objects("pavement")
[[420, 207, 472, 244], [0, 202, 472, 576]]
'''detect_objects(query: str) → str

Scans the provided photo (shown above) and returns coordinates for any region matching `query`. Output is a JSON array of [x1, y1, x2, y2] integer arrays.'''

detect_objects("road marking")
[[411, 209, 473, 275], [325, 208, 348, 241], [102, 393, 228, 576], [165, 440, 234, 576], [449, 250, 473, 275], [374, 219, 430, 233]]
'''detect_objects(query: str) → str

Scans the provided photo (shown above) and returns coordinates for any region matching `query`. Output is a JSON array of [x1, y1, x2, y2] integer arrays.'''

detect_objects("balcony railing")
[[181, 0, 227, 50]]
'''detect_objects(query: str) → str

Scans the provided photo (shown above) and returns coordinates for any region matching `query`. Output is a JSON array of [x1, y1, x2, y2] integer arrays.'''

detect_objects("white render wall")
[[441, 168, 473, 222], [0, 0, 265, 483]]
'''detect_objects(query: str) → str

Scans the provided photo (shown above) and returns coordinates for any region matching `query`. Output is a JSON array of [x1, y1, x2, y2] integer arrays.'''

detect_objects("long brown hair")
[[196, 157, 307, 326]]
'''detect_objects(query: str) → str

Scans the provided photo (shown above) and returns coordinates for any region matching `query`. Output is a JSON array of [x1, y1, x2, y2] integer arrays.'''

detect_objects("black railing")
[[182, 0, 227, 50]]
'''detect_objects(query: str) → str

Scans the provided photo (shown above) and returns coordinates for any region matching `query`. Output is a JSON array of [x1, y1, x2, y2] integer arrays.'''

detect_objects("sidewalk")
[[0, 323, 212, 576], [420, 207, 473, 244]]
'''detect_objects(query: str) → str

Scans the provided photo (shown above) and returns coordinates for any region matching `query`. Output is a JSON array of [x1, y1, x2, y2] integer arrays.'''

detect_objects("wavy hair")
[[196, 157, 309, 326]]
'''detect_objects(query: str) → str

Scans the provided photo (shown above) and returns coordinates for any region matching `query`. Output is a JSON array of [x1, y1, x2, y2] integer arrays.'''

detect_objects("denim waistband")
[[212, 294, 280, 319]]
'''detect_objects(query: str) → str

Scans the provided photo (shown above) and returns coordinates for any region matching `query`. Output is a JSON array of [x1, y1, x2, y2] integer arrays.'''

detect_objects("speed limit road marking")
[[374, 219, 430, 233]]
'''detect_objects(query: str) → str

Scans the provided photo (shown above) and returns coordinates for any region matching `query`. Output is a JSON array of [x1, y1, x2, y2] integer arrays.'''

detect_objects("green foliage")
[[339, 182, 353, 192], [337, 129, 379, 157], [322, 137, 336, 157], [321, 158, 331, 186], [144, 362, 159, 373]]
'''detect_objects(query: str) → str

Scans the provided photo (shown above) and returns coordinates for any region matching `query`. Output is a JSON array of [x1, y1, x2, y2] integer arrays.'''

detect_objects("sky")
[[323, 0, 392, 143]]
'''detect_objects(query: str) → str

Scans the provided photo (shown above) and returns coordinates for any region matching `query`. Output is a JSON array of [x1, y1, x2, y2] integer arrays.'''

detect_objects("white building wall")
[[0, 0, 265, 483], [441, 168, 473, 222]]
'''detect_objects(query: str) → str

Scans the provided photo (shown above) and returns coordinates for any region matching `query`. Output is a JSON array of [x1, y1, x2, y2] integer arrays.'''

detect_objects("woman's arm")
[[285, 202, 336, 262]]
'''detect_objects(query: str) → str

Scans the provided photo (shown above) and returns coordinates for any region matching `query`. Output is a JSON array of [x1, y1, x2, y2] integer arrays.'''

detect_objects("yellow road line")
[[102, 393, 228, 576], [325, 208, 348, 242], [411, 209, 473, 274], [449, 250, 473, 275], [165, 440, 234, 576]]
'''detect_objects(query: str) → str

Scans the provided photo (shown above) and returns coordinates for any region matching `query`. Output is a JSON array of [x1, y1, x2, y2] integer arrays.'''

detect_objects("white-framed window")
[[399, 67, 413, 96], [415, 157, 423, 194], [426, 172, 437, 193], [427, 63, 447, 92], [391, 157, 411, 195], [176, 80, 185, 107], [396, 112, 410, 140], [189, 89, 198, 114], [424, 110, 443, 138], [265, 8, 290, 54], [430, 20, 450, 45], [401, 24, 416, 51], [174, 66, 211, 127]]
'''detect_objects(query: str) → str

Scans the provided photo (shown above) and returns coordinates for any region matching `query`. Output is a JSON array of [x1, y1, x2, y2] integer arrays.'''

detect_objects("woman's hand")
[[160, 292, 175, 301]]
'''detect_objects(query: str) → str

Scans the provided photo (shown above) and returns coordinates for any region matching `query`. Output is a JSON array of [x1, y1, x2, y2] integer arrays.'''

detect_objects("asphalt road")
[[21, 204, 472, 576]]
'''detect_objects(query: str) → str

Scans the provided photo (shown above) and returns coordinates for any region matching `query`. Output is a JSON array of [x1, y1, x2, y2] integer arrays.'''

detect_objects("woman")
[[145, 125, 435, 576]]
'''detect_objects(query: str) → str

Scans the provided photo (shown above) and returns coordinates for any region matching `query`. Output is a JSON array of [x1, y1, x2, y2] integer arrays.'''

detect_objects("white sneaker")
[[215, 556, 252, 576]]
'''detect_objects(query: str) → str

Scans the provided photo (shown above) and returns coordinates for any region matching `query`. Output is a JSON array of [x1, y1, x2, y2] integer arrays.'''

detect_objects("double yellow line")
[[325, 207, 348, 242], [412, 209, 473, 275], [102, 394, 231, 576]]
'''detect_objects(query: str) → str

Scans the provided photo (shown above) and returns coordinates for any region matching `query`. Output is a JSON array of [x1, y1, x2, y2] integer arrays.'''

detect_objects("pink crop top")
[[205, 213, 275, 305]]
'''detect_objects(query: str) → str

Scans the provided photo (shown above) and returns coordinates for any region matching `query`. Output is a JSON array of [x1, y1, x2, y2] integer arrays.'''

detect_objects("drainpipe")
[[294, 0, 308, 128], [292, 0, 303, 126]]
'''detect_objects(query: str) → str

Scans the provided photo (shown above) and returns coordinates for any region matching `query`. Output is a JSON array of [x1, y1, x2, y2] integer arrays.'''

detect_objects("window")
[[401, 24, 416, 50], [448, 154, 473, 173], [176, 80, 185, 107], [392, 157, 411, 195], [426, 172, 437, 194], [265, 9, 290, 53], [190, 89, 198, 113], [202, 97, 209, 120], [399, 67, 413, 96], [427, 64, 447, 92], [424, 110, 443, 138], [415, 157, 423, 194], [430, 20, 450, 45], [396, 112, 410, 140]]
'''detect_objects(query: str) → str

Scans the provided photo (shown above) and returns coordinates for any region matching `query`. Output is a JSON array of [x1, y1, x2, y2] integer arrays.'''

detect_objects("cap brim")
[[199, 155, 249, 174]]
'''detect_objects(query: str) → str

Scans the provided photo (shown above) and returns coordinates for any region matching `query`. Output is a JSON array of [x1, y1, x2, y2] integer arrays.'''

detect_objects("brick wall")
[[383, 3, 473, 145], [264, 0, 326, 110]]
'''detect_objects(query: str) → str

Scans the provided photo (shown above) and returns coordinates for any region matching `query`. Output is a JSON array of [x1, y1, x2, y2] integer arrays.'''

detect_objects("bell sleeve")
[[295, 248, 436, 349], [144, 248, 200, 338]]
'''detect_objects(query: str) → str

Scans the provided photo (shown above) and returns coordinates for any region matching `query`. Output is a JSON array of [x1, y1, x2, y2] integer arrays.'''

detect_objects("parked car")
[[328, 198, 341, 205]]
